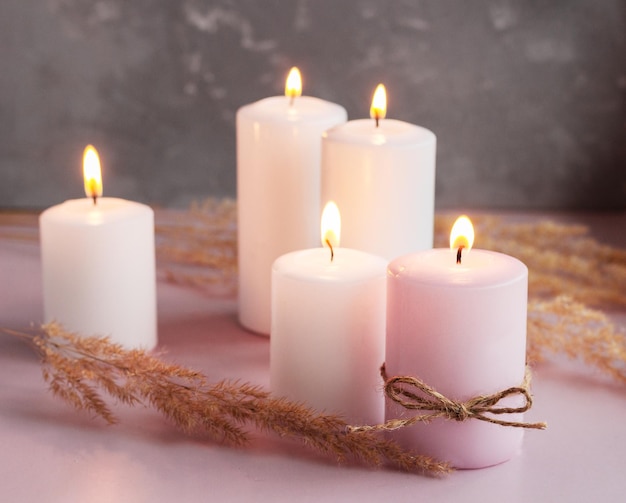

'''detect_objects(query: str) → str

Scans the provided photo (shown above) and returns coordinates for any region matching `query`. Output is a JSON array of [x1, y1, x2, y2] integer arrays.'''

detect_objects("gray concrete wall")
[[1, 0, 624, 210]]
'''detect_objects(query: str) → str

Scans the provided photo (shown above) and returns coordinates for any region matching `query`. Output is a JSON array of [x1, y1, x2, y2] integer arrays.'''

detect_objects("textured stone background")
[[1, 0, 624, 210]]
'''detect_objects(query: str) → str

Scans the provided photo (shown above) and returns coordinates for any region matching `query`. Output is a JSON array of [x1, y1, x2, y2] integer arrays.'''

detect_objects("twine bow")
[[348, 364, 547, 434]]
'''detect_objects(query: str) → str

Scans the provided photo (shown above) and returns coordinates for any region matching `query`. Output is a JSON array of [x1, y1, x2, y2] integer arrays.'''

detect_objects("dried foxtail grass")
[[528, 296, 626, 385], [8, 322, 450, 476], [156, 199, 237, 294]]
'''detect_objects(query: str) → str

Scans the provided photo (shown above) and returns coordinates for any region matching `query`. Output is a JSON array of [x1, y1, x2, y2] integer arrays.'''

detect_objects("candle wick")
[[325, 239, 334, 262], [375, 114, 380, 128], [289, 95, 295, 107], [456, 246, 464, 264], [92, 195, 98, 206]]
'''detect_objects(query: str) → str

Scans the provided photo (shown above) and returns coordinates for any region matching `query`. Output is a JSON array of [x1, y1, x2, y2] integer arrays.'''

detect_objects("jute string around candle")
[[348, 364, 547, 434]]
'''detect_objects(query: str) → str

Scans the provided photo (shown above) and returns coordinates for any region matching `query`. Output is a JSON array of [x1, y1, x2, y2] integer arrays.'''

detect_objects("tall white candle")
[[270, 202, 387, 424], [40, 146, 157, 349], [237, 67, 347, 335], [385, 216, 528, 468], [321, 84, 436, 260]]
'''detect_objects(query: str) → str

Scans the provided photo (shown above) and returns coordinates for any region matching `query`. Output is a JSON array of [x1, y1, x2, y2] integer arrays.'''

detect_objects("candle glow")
[[450, 215, 475, 254], [370, 84, 387, 125], [285, 67, 302, 100], [321, 201, 341, 249], [83, 145, 103, 202]]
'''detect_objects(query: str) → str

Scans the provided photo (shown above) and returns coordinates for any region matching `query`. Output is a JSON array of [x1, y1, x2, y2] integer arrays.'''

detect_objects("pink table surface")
[[1, 211, 625, 503]]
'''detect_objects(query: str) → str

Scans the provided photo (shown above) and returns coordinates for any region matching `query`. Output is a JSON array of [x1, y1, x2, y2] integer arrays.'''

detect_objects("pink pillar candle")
[[385, 218, 528, 468]]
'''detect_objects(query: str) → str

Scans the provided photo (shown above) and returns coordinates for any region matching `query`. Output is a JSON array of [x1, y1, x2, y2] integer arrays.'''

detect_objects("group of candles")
[[38, 68, 529, 469]]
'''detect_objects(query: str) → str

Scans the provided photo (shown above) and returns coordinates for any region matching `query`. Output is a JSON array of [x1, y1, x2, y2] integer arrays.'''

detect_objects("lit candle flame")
[[83, 145, 103, 204], [370, 83, 387, 126], [450, 215, 474, 263], [285, 67, 302, 103], [321, 201, 341, 261]]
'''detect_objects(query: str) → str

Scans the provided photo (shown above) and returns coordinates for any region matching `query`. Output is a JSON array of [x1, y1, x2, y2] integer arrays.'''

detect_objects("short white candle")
[[385, 216, 528, 468], [39, 146, 157, 349], [322, 84, 436, 260], [270, 202, 387, 424], [237, 67, 347, 335]]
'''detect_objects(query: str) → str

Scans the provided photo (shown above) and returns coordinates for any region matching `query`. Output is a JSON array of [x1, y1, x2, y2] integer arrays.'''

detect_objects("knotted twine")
[[348, 364, 547, 434]]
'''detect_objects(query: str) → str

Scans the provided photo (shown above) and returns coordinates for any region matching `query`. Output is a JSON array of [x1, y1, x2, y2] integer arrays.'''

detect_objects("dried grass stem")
[[6, 323, 450, 476]]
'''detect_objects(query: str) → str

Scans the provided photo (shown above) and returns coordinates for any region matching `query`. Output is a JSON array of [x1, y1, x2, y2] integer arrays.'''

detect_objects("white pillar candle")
[[385, 216, 528, 468], [39, 146, 157, 349], [237, 67, 347, 335], [270, 202, 387, 424], [322, 84, 436, 260]]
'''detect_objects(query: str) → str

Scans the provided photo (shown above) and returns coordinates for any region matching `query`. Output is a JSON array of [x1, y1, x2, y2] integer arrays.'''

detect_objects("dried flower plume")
[[528, 296, 626, 384], [7, 323, 449, 476], [156, 199, 237, 294]]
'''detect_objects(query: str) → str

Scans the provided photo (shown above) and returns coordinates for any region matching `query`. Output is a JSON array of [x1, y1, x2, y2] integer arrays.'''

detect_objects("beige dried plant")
[[156, 199, 238, 294], [7, 322, 450, 476], [528, 296, 626, 385]]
